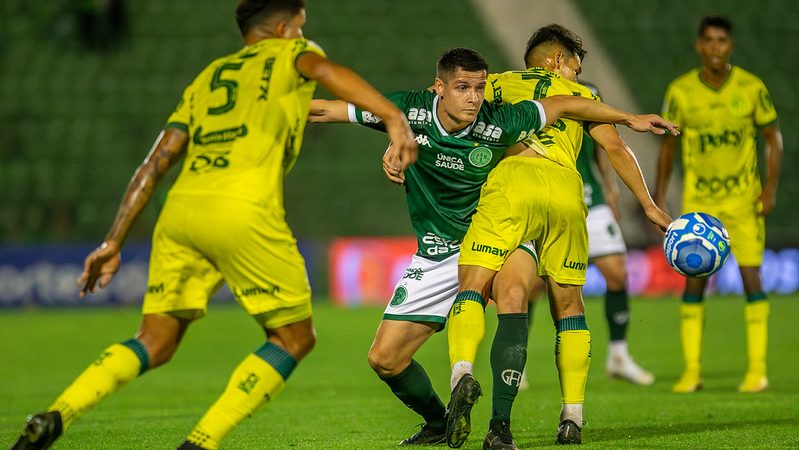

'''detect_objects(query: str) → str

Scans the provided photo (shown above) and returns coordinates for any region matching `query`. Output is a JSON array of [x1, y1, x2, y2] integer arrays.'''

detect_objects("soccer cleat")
[[606, 354, 655, 386], [483, 420, 517, 450], [10, 411, 63, 450], [672, 370, 702, 393], [445, 373, 482, 448], [556, 419, 582, 445], [738, 373, 768, 393], [177, 441, 209, 450], [399, 423, 447, 446]]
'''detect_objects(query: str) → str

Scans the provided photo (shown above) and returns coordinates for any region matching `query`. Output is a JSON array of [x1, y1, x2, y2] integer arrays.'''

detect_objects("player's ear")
[[434, 78, 445, 97]]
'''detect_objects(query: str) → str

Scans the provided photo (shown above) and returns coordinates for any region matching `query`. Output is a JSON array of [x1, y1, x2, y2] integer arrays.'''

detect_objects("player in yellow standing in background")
[[446, 25, 676, 448], [9, 1, 417, 449], [655, 15, 783, 394]]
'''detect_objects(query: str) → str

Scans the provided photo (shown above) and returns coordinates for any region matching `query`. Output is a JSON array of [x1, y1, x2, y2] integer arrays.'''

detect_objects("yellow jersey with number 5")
[[164, 37, 325, 209], [486, 68, 599, 171], [662, 66, 777, 204]]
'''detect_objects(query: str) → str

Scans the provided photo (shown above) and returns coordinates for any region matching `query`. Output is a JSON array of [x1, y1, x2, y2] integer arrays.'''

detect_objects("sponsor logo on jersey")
[[193, 124, 248, 146], [233, 284, 280, 298], [402, 267, 424, 281], [562, 258, 587, 271], [189, 151, 231, 173], [697, 129, 742, 153], [415, 134, 432, 148], [362, 111, 382, 124], [408, 108, 433, 125], [389, 286, 408, 306], [471, 242, 509, 258], [468, 146, 492, 167], [258, 57, 275, 101], [146, 282, 165, 294], [472, 121, 503, 141], [435, 153, 465, 171], [422, 233, 460, 257]]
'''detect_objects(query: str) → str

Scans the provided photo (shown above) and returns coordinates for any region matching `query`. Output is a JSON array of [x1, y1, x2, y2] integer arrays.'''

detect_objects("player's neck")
[[435, 104, 472, 133], [244, 29, 279, 46], [700, 64, 731, 88]]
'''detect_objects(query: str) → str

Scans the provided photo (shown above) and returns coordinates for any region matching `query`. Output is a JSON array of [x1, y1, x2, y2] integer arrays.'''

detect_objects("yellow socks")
[[50, 339, 148, 428], [740, 300, 769, 392], [186, 342, 297, 450], [554, 315, 591, 405], [679, 302, 705, 374], [448, 291, 486, 390]]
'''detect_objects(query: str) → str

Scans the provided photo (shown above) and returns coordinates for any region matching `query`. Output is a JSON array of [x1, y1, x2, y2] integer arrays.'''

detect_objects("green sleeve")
[[500, 100, 545, 143], [348, 90, 411, 133]]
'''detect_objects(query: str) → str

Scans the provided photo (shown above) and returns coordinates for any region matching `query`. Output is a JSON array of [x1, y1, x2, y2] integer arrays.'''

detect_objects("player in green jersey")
[[448, 25, 676, 447], [655, 16, 783, 394], [9, 2, 417, 450], [310, 47, 676, 449], [520, 81, 655, 390]]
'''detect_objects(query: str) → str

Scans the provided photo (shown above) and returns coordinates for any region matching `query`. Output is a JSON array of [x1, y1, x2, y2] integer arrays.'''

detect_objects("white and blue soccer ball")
[[663, 212, 731, 277]]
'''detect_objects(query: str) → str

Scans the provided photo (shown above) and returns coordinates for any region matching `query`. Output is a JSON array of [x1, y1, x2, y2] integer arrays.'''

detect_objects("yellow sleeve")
[[661, 81, 683, 127], [293, 38, 327, 62], [752, 78, 778, 127], [485, 73, 500, 103], [165, 79, 196, 132]]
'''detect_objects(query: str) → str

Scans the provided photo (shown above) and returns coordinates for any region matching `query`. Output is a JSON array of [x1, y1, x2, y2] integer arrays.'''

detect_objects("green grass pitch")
[[2, 296, 798, 449]]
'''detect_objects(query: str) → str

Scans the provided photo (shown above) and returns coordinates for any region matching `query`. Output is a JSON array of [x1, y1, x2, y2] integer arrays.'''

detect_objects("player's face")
[[556, 54, 582, 82], [696, 26, 733, 71], [436, 68, 487, 123], [279, 9, 306, 39]]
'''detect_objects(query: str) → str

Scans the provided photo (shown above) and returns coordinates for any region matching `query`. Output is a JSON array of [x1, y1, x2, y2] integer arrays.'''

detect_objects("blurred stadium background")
[[0, 0, 797, 306]]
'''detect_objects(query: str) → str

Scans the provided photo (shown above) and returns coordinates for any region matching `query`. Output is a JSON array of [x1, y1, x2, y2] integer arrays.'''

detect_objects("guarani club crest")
[[468, 146, 492, 167], [390, 286, 408, 306]]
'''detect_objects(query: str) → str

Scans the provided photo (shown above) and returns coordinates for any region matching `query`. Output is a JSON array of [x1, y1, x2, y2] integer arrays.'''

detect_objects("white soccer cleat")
[[606, 354, 655, 386]]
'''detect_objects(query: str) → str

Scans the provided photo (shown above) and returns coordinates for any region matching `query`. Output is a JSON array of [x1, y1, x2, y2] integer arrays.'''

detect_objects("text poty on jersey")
[[435, 153, 465, 171]]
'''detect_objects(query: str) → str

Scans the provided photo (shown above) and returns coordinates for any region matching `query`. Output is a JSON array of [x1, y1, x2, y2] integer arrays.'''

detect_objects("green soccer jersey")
[[350, 90, 544, 260], [575, 81, 605, 208]]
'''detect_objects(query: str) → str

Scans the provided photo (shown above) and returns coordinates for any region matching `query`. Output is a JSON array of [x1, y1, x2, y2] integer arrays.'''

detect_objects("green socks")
[[382, 360, 446, 428], [491, 313, 528, 422]]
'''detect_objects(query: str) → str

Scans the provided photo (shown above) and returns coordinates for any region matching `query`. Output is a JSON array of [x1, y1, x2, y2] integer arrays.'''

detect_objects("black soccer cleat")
[[399, 423, 447, 446], [482, 420, 517, 450], [556, 419, 582, 445], [445, 374, 482, 448], [177, 441, 208, 450], [10, 411, 63, 450]]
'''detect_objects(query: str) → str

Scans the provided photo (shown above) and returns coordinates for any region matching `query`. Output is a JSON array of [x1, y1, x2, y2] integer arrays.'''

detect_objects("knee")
[[495, 284, 529, 313], [604, 269, 627, 291], [137, 335, 179, 369], [286, 330, 317, 361], [367, 347, 404, 378]]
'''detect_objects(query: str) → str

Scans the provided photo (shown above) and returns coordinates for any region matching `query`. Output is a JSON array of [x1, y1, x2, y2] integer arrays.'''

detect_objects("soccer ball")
[[663, 212, 731, 277]]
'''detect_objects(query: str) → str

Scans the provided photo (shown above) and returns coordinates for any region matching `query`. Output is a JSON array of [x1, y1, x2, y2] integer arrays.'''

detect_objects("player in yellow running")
[[9, 1, 417, 449], [445, 25, 677, 447], [654, 15, 783, 394]]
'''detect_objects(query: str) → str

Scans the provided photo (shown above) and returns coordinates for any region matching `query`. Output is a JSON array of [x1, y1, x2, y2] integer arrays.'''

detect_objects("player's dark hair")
[[524, 24, 587, 67], [698, 15, 732, 37], [236, 0, 305, 35], [436, 48, 489, 80]]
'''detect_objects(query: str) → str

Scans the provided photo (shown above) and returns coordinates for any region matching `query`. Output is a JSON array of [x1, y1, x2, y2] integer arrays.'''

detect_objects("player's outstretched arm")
[[78, 128, 188, 297], [589, 123, 672, 232], [653, 134, 678, 211], [594, 143, 621, 219], [759, 124, 783, 216], [537, 95, 680, 136], [308, 99, 349, 123], [296, 52, 417, 171]]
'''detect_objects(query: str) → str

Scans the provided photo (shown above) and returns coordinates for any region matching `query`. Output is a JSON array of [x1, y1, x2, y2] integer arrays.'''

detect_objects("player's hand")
[[757, 189, 776, 216], [625, 114, 680, 136], [382, 143, 406, 185], [644, 203, 672, 236], [78, 240, 122, 298], [384, 114, 418, 172]]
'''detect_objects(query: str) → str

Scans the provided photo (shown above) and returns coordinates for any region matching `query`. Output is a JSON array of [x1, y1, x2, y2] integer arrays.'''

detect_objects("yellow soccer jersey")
[[486, 68, 599, 170], [662, 66, 777, 204], [165, 37, 325, 208]]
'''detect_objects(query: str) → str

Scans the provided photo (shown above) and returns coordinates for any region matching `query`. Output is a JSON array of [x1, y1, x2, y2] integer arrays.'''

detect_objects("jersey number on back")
[[208, 62, 244, 115]]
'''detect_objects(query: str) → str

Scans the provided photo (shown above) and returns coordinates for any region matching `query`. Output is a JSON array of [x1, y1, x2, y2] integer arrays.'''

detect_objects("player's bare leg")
[[368, 320, 447, 445], [738, 265, 769, 393], [595, 254, 654, 386], [11, 313, 192, 450], [673, 276, 708, 393], [446, 265, 494, 448], [180, 316, 316, 450], [481, 249, 537, 450], [547, 279, 589, 445]]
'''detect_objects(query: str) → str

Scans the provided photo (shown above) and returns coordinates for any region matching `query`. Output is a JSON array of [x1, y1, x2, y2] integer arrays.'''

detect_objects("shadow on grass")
[[520, 418, 798, 447]]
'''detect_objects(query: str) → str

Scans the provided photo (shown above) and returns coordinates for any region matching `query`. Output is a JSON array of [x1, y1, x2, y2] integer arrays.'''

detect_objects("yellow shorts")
[[682, 197, 764, 267], [459, 157, 588, 285], [142, 193, 312, 329]]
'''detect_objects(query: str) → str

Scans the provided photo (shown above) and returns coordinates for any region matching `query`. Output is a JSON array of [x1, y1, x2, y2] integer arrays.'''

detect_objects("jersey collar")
[[432, 95, 477, 138]]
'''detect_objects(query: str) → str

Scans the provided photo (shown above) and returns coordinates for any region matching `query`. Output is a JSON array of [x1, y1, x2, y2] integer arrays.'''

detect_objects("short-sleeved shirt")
[[486, 68, 600, 171], [348, 90, 546, 260], [165, 37, 326, 211], [661, 66, 778, 205]]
